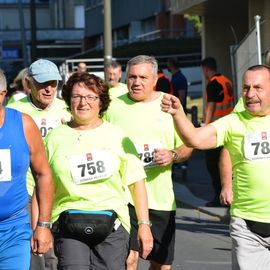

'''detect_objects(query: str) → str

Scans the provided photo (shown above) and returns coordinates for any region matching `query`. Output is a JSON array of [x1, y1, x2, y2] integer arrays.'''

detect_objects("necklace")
[[77, 131, 85, 141], [68, 118, 103, 141]]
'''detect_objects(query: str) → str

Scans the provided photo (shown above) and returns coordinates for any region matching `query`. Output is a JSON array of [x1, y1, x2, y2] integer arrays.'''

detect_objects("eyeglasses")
[[71, 94, 99, 103]]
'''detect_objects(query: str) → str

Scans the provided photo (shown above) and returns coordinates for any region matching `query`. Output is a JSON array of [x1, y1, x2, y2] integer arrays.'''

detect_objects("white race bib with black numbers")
[[33, 117, 61, 138], [135, 141, 163, 168], [244, 132, 270, 161], [69, 150, 114, 184], [0, 149, 11, 181]]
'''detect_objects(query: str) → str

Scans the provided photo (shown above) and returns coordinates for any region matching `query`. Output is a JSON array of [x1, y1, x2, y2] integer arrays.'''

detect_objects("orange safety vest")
[[207, 74, 234, 121], [154, 73, 173, 94]]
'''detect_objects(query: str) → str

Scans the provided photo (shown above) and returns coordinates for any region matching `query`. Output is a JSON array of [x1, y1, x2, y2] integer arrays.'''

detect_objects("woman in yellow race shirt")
[[44, 72, 153, 270]]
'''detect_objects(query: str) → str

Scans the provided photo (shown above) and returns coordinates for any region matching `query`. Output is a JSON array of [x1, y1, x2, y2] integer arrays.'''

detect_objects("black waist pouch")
[[245, 219, 270, 238], [59, 210, 117, 244]]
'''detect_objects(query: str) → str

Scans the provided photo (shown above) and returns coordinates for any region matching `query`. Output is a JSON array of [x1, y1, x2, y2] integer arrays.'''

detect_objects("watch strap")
[[170, 150, 179, 162], [138, 220, 152, 227], [37, 221, 52, 229]]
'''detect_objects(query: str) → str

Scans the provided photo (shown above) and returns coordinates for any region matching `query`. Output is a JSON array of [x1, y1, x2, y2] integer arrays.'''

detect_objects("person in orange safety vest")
[[154, 69, 173, 95], [201, 57, 234, 207]]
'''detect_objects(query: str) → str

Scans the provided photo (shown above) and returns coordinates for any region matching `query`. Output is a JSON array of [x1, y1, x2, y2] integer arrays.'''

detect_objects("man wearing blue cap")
[[8, 59, 71, 270]]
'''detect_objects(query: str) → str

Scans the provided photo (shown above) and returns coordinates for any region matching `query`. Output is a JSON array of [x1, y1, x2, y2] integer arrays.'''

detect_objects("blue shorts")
[[0, 223, 32, 270]]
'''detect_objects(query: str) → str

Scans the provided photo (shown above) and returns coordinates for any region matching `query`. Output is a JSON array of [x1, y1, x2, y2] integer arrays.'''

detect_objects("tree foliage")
[[184, 14, 202, 35]]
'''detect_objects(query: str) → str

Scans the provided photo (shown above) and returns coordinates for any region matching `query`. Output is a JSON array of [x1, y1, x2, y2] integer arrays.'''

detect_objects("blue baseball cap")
[[29, 59, 62, 83]]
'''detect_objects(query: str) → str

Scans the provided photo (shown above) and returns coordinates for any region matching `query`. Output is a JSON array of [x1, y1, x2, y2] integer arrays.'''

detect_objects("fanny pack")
[[245, 219, 270, 238], [59, 209, 117, 243]]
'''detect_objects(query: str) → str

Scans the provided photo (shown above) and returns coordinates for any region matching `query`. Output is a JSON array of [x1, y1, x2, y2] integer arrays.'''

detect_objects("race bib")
[[0, 149, 11, 181], [244, 131, 270, 161], [69, 150, 114, 184], [135, 141, 163, 168], [33, 117, 62, 138]]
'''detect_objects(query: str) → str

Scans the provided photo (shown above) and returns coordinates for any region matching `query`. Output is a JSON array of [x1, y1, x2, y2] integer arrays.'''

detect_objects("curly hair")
[[62, 72, 110, 116]]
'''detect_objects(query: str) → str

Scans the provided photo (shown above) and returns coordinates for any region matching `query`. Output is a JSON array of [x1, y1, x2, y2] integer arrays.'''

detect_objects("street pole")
[[103, 0, 112, 68], [254, 15, 262, 65]]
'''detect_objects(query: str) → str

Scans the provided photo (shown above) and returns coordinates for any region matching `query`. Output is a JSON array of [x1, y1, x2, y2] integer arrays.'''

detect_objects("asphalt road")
[[139, 205, 231, 270]]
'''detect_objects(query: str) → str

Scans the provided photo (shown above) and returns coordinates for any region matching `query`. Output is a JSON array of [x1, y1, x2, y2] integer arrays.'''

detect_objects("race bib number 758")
[[69, 150, 114, 184]]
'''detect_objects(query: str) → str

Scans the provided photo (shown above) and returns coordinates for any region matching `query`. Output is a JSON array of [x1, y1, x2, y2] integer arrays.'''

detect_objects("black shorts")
[[128, 203, 175, 265]]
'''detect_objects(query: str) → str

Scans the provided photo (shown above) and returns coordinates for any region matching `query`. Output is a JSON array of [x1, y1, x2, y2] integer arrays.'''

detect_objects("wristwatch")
[[37, 221, 52, 229], [138, 220, 152, 227], [170, 150, 179, 162]]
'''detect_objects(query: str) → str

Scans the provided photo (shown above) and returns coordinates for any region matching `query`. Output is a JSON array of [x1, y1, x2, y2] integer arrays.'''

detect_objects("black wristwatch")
[[170, 150, 179, 162]]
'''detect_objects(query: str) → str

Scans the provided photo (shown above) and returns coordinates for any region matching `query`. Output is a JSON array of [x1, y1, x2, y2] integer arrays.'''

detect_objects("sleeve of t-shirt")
[[174, 128, 184, 148], [210, 114, 235, 147], [206, 80, 224, 102], [119, 133, 146, 186]]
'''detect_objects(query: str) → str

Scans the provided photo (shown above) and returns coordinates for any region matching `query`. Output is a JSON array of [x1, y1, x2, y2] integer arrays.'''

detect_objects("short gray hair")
[[126, 55, 158, 78], [0, 69, 7, 92], [105, 60, 122, 70]]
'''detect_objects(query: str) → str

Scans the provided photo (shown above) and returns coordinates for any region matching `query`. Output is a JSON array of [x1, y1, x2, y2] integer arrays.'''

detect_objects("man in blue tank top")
[[0, 69, 54, 270], [7, 59, 70, 270]]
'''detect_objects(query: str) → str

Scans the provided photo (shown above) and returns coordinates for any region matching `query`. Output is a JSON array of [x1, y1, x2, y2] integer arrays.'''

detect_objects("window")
[[74, 5, 85, 28]]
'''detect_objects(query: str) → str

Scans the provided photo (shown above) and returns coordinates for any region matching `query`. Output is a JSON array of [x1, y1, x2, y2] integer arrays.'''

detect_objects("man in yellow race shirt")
[[105, 55, 193, 270], [104, 61, 128, 99], [161, 65, 270, 270]]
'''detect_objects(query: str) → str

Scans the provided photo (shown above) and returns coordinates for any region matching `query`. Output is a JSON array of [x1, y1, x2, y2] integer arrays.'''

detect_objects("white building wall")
[[203, 16, 238, 79]]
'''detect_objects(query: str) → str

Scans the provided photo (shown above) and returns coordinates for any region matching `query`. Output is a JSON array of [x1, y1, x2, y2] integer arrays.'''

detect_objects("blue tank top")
[[0, 108, 30, 227]]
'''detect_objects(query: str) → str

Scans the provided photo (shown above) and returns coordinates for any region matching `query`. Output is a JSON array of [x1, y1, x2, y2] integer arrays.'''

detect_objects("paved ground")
[[172, 150, 230, 223]]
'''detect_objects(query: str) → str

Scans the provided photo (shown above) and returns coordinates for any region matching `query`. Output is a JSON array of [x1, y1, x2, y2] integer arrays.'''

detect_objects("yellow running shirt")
[[44, 121, 146, 231], [212, 111, 270, 223]]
